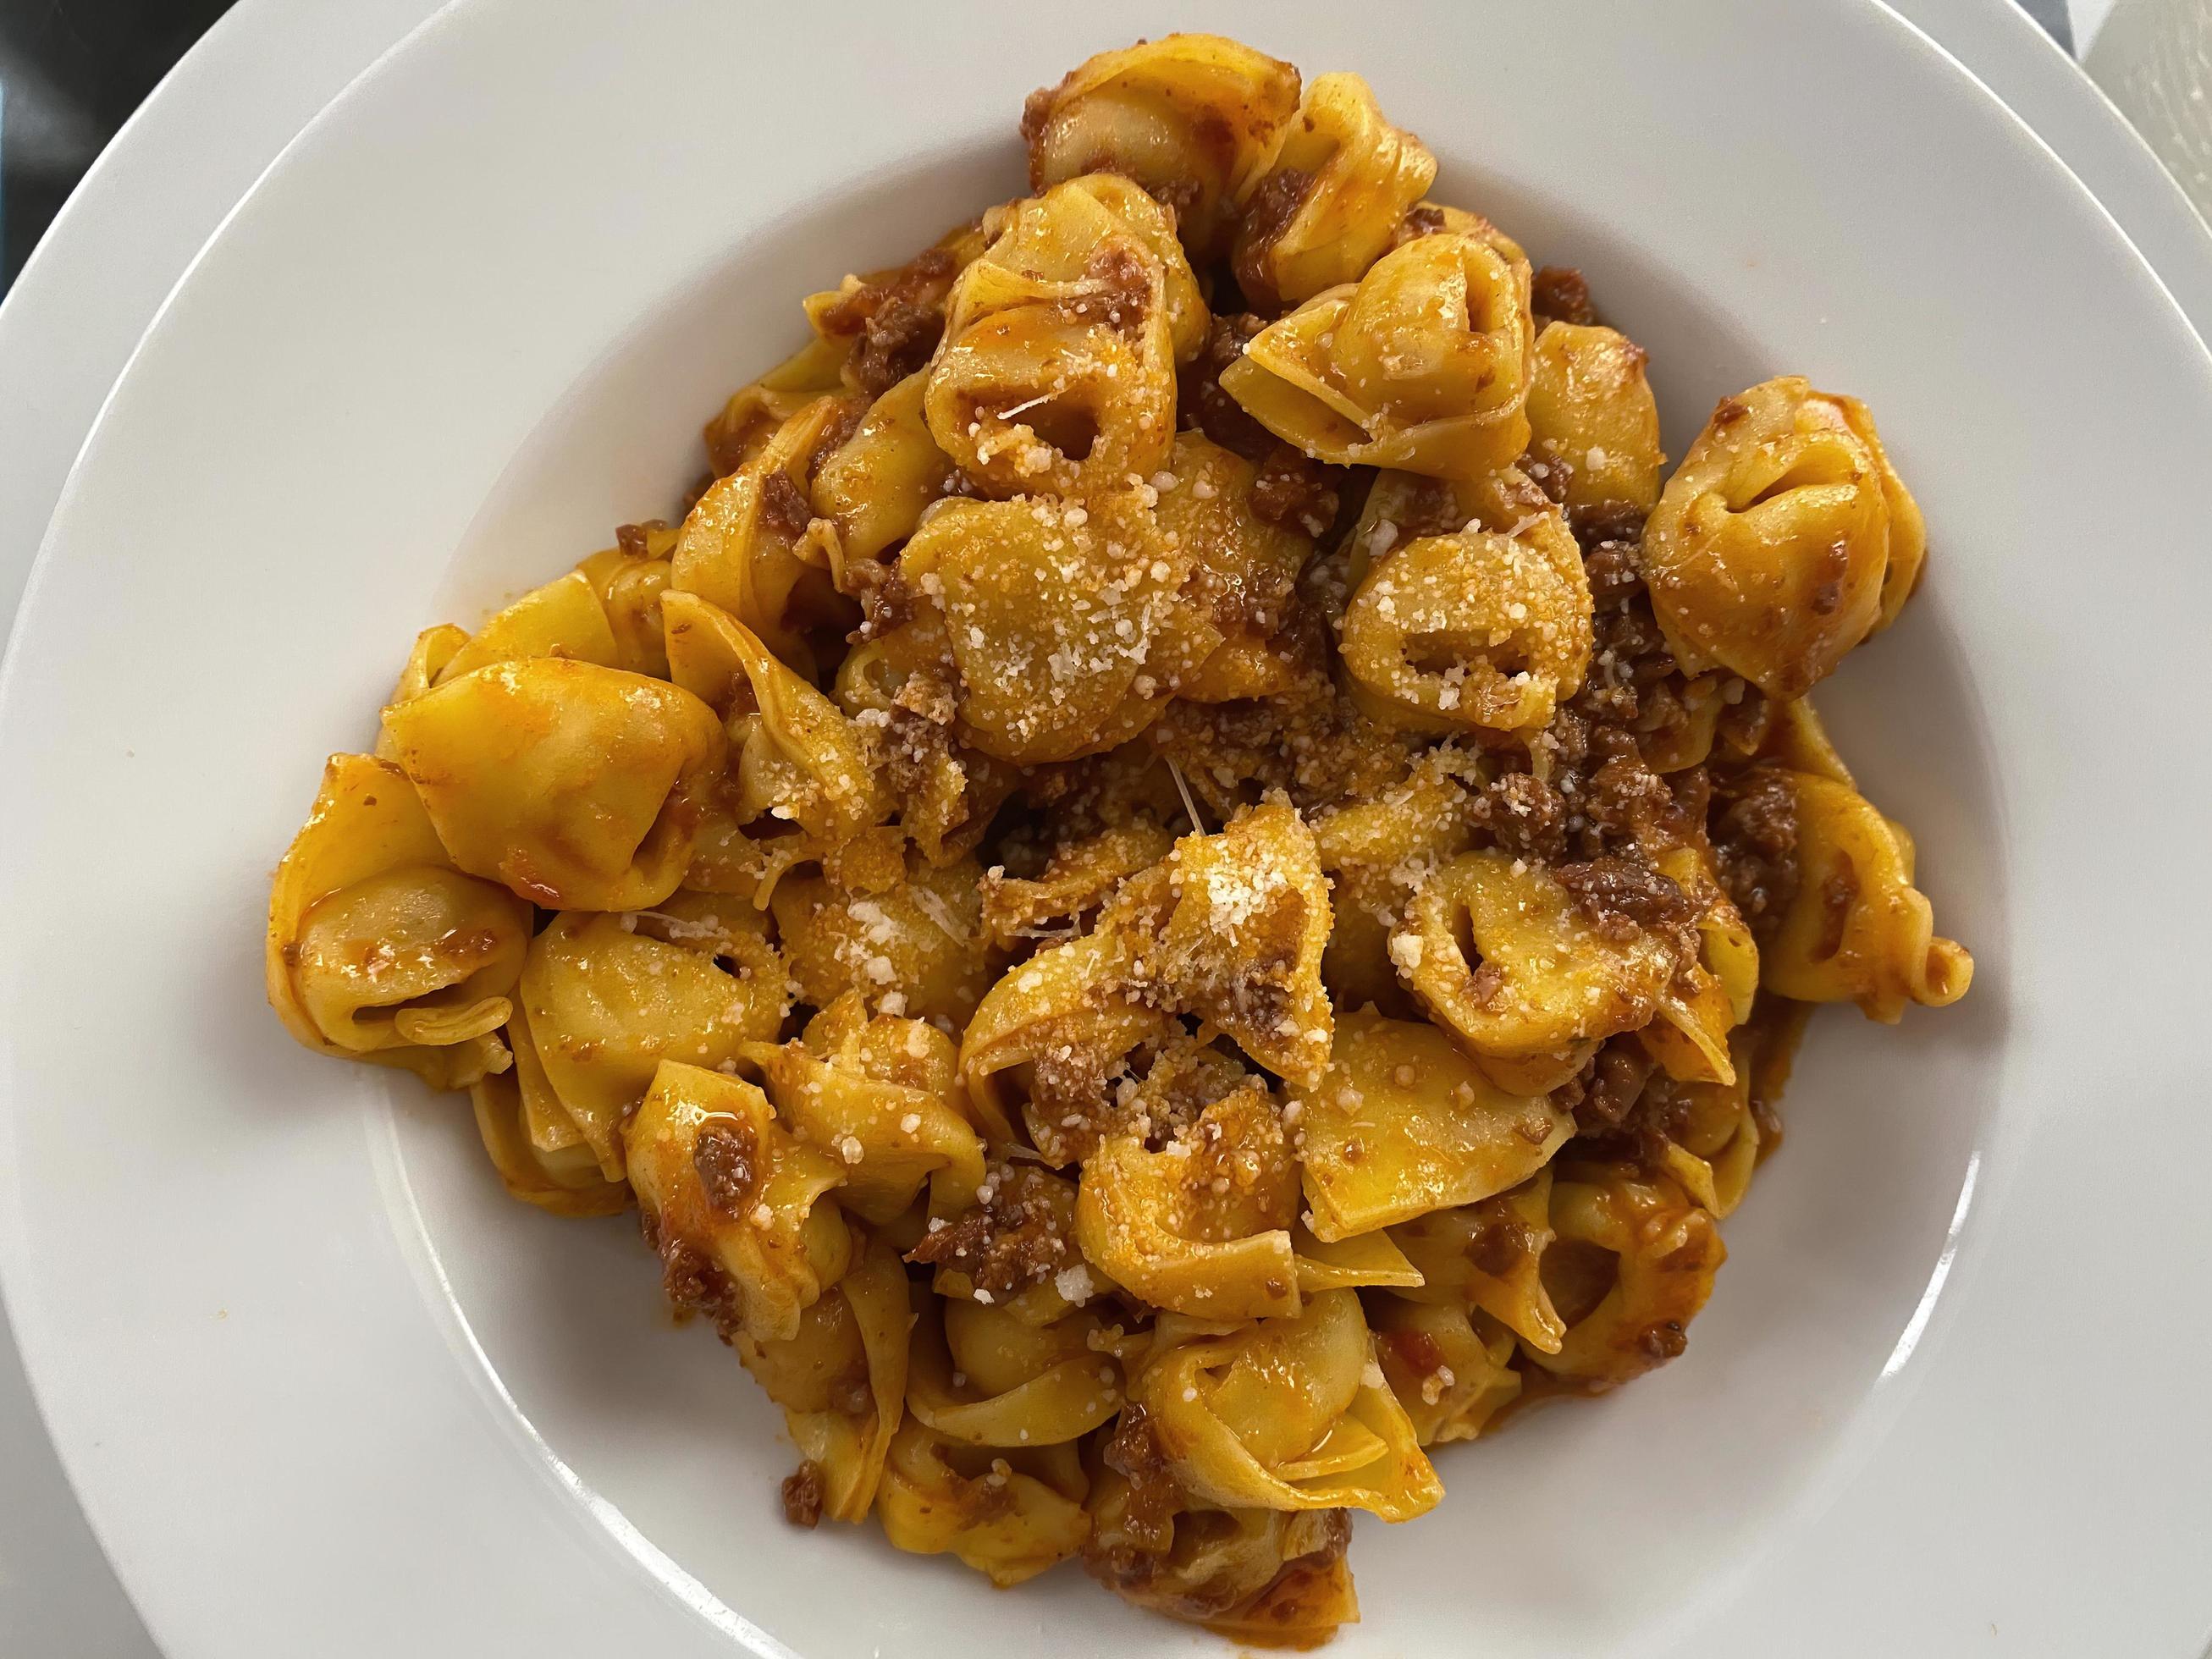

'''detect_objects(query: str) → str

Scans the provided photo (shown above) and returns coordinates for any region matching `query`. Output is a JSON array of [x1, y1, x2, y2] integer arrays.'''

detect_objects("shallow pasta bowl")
[[2, 1, 2209, 1655]]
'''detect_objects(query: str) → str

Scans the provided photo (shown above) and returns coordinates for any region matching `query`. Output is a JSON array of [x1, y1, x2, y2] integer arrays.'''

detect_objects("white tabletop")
[[0, 1, 2197, 1652]]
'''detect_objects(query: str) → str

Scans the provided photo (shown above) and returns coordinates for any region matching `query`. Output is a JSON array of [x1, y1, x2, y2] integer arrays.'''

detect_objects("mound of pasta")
[[268, 34, 1971, 1643]]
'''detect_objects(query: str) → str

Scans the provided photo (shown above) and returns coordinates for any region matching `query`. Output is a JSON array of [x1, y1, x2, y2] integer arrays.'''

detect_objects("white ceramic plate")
[[0, 6, 448, 1651], [3, 3, 2208, 1655]]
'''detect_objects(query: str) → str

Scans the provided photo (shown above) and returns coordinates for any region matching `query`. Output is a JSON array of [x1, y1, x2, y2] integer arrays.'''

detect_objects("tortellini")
[[1221, 230, 1535, 477], [745, 994, 984, 1224], [1153, 433, 1314, 703], [979, 818, 1176, 951], [1390, 1170, 1565, 1353], [898, 491, 1215, 764], [1340, 512, 1593, 736], [268, 752, 530, 1088], [1134, 1292, 1441, 1520], [511, 893, 787, 1179], [1525, 322, 1666, 523], [772, 853, 989, 1025], [576, 525, 676, 679], [1524, 1162, 1726, 1386], [1310, 751, 1481, 1014], [1299, 1011, 1571, 1241], [907, 1296, 1121, 1447], [1396, 850, 1686, 1094], [739, 1236, 912, 1524], [468, 1062, 629, 1217], [1747, 766, 1972, 1021], [1084, 1455, 1357, 1640], [1232, 72, 1437, 310], [1135, 802, 1336, 1089], [270, 32, 1976, 1636], [624, 1061, 851, 1344], [808, 371, 951, 568], [1021, 33, 1300, 258], [382, 658, 725, 912], [1076, 1083, 1302, 1320], [702, 333, 850, 476], [380, 570, 621, 721], [1369, 1298, 1523, 1446], [1646, 1044, 1766, 1219], [924, 177, 1197, 499], [672, 395, 851, 672], [665, 590, 888, 850], [875, 1421, 1090, 1585], [1642, 375, 1927, 700]]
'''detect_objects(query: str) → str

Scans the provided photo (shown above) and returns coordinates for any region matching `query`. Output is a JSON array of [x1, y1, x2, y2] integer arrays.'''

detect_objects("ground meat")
[[1145, 175, 1204, 228], [1560, 1037, 1657, 1138], [1249, 444, 1343, 536], [1097, 1404, 1180, 1552], [615, 518, 670, 558], [1465, 960, 1506, 1007], [1716, 686, 1777, 758], [1555, 854, 1698, 942], [1465, 1207, 1533, 1277], [1532, 265, 1598, 327], [1018, 85, 1059, 173], [814, 245, 958, 396], [1178, 312, 1277, 461], [1637, 1320, 1689, 1362], [781, 1460, 825, 1529], [1581, 534, 1642, 608], [758, 470, 814, 541], [1583, 726, 1690, 853], [692, 1122, 760, 1220], [1573, 502, 1650, 554], [1135, 1041, 1259, 1143], [1476, 770, 1567, 863], [1229, 167, 1313, 310], [642, 1209, 744, 1339], [875, 705, 955, 803], [905, 1164, 1071, 1296], [1073, 241, 1152, 330], [1569, 523, 1683, 735], [1385, 1326, 1447, 1376], [808, 397, 869, 472], [1145, 695, 1299, 817], [855, 298, 944, 395], [1711, 768, 1801, 945], [846, 559, 915, 631], [1396, 203, 1448, 243]]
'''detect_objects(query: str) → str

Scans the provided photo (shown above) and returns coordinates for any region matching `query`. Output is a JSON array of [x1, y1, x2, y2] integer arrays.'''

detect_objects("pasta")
[[266, 33, 1974, 1643]]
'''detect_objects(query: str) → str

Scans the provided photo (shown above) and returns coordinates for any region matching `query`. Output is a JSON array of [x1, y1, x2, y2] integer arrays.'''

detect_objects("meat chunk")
[[1476, 770, 1567, 864], [906, 1163, 1073, 1297], [781, 1459, 825, 1529], [814, 245, 960, 395], [1711, 768, 1801, 945], [1179, 312, 1277, 461], [1531, 265, 1597, 327], [1555, 854, 1699, 942], [1249, 444, 1343, 536]]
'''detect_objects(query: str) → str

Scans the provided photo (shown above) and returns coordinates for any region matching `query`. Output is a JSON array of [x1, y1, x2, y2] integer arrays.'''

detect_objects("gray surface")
[[0, 0, 2191, 1654], [2018, 0, 2077, 48]]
